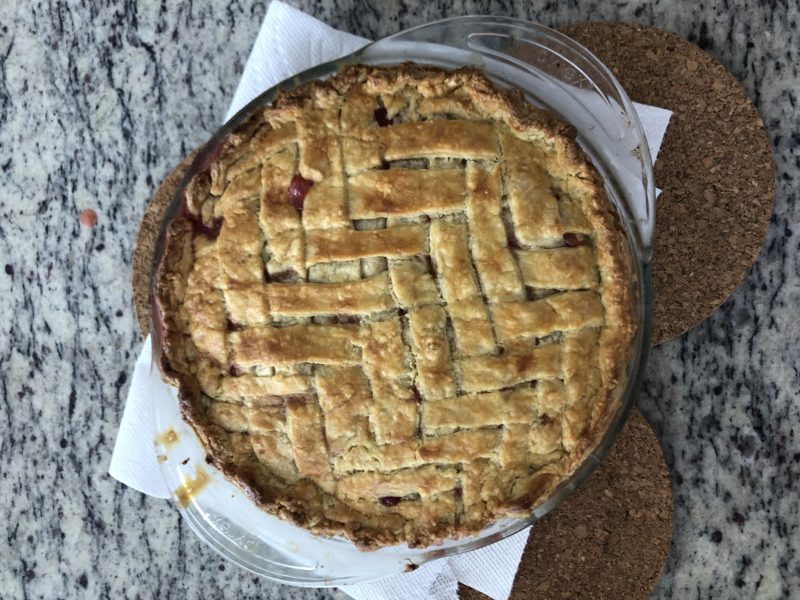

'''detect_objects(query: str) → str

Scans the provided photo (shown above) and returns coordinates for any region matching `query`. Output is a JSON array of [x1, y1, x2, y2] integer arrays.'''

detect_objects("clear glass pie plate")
[[149, 16, 654, 587]]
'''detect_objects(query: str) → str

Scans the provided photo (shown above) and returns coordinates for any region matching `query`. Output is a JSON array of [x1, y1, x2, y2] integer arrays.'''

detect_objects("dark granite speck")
[[0, 1, 797, 599]]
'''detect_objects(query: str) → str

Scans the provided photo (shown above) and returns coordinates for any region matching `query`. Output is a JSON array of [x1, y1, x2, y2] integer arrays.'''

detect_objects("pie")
[[153, 63, 636, 550]]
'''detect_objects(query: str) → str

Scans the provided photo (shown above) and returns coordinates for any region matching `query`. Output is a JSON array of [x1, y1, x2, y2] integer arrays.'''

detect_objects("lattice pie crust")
[[154, 64, 636, 549]]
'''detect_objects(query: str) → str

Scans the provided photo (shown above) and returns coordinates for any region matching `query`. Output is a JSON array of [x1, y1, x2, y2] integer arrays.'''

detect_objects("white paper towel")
[[109, 337, 170, 498], [111, 3, 673, 598], [225, 1, 368, 122]]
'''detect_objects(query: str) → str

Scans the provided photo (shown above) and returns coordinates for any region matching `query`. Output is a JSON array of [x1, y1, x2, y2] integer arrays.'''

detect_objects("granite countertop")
[[1, 1, 797, 598]]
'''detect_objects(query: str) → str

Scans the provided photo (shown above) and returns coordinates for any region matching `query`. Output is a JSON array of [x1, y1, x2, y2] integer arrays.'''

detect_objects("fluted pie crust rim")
[[153, 63, 636, 550]]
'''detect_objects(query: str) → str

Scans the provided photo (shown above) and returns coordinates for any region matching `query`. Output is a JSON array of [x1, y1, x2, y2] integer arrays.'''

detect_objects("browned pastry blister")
[[153, 63, 636, 550]]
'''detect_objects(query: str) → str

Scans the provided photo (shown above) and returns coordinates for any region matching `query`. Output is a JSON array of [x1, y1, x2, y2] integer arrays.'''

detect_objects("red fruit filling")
[[287, 174, 314, 210], [374, 107, 393, 127]]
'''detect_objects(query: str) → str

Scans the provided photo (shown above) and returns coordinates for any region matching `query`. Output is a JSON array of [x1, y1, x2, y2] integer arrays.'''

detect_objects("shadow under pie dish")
[[152, 63, 636, 551]]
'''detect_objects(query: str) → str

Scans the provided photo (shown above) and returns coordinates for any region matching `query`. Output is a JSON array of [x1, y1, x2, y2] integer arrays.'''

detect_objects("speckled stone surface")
[[0, 1, 797, 599]]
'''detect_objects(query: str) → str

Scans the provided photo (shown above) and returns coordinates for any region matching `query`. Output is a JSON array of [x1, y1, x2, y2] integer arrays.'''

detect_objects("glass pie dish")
[[149, 15, 654, 586]]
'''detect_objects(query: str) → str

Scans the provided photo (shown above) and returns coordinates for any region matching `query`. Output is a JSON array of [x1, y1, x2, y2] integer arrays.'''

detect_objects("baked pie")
[[154, 64, 636, 549]]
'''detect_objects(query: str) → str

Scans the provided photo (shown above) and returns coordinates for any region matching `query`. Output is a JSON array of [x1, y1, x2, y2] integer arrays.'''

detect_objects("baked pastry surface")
[[154, 64, 636, 549]]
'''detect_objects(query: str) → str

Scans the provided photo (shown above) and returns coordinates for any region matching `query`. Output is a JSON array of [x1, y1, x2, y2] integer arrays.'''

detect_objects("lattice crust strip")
[[156, 64, 634, 549]]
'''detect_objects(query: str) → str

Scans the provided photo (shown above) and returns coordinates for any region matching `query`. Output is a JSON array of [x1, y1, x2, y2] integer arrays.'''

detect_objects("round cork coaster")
[[459, 409, 671, 600], [561, 21, 775, 346], [131, 151, 197, 337]]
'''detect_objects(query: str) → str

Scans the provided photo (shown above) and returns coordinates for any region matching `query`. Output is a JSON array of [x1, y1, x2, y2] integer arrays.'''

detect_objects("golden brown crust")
[[153, 63, 636, 550]]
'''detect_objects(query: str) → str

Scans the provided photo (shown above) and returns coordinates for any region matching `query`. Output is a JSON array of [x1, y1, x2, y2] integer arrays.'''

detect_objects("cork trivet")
[[561, 21, 774, 346], [458, 409, 671, 600], [132, 152, 197, 336]]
